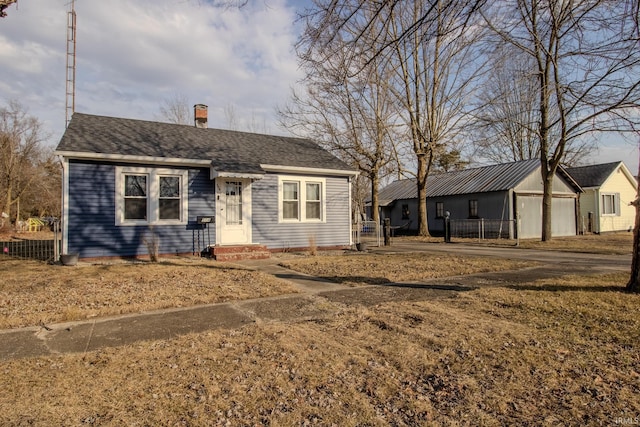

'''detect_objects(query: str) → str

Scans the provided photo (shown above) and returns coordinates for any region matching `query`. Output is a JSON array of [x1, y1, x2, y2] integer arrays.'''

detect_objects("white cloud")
[[0, 0, 304, 147]]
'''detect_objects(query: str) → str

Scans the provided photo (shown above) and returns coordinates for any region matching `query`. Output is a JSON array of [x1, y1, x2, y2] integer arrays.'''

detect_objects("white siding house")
[[566, 162, 638, 233]]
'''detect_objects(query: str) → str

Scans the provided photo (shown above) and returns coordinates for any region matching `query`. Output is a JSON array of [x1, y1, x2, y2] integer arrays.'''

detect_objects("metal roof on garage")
[[376, 159, 578, 203]]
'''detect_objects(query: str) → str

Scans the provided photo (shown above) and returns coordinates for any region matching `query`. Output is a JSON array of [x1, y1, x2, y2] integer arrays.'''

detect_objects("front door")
[[217, 179, 251, 245]]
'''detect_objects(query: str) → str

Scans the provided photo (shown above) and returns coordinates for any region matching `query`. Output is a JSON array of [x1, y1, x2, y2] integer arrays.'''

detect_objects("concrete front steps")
[[208, 244, 271, 262]]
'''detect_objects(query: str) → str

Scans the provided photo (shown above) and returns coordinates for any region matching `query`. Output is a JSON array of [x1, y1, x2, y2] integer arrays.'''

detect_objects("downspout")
[[594, 189, 601, 234], [348, 175, 353, 246], [575, 191, 581, 235], [508, 188, 514, 239], [60, 156, 69, 256]]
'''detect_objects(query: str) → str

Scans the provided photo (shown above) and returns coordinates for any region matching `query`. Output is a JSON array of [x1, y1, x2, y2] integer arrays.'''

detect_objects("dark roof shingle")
[[56, 113, 354, 174], [565, 162, 621, 188]]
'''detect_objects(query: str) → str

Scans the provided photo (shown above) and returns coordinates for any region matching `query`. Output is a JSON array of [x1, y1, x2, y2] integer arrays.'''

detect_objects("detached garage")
[[375, 159, 582, 239]]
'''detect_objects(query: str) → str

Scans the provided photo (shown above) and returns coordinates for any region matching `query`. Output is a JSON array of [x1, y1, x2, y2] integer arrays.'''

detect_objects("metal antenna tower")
[[65, 0, 76, 128]]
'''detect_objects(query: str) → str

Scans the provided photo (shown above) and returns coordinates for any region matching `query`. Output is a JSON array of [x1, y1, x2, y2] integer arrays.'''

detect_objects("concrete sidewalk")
[[0, 243, 630, 361], [0, 260, 353, 361]]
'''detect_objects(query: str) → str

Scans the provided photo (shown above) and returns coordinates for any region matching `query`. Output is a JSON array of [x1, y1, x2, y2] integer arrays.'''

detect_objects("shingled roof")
[[376, 159, 580, 205], [56, 113, 354, 174], [565, 161, 623, 188]]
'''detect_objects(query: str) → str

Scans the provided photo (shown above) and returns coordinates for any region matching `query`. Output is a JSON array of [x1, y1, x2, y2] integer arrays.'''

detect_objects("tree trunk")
[[417, 153, 430, 236], [370, 172, 380, 225], [627, 145, 640, 293], [541, 172, 553, 241], [3, 183, 10, 221]]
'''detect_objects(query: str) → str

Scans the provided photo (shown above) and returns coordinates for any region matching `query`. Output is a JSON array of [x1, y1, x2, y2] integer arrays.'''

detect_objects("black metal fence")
[[1, 238, 60, 262]]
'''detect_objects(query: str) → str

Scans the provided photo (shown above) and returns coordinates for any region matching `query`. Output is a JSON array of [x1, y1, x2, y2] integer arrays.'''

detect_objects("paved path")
[[0, 243, 631, 361]]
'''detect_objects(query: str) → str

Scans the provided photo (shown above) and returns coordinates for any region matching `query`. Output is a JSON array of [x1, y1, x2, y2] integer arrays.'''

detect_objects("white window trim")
[[278, 176, 326, 223], [116, 166, 188, 226]]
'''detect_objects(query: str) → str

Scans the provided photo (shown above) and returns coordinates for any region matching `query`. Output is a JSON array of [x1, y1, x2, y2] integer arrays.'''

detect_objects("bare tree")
[[385, 0, 487, 235], [297, 0, 486, 236], [156, 93, 191, 125], [473, 51, 541, 163], [224, 103, 240, 131], [280, 25, 400, 224], [473, 44, 593, 166], [0, 100, 53, 225], [483, 0, 640, 241]]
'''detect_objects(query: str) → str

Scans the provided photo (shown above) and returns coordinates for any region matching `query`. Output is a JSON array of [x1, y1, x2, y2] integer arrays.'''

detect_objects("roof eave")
[[210, 168, 265, 180], [55, 150, 212, 167]]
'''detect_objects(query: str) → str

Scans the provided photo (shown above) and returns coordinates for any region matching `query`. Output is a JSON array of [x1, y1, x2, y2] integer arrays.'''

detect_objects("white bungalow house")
[[566, 161, 638, 233]]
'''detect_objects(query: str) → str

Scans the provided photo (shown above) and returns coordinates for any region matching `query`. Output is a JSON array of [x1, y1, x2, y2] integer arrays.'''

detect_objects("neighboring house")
[[565, 161, 637, 234], [374, 159, 582, 239], [54, 106, 357, 260]]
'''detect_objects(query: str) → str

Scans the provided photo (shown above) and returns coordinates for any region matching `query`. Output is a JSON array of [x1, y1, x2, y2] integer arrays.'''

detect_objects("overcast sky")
[[0, 0, 637, 173], [0, 0, 304, 140]]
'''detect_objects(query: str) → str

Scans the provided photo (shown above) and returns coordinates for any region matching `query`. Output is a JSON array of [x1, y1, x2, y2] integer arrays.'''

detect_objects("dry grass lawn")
[[0, 258, 297, 329], [278, 253, 534, 286], [0, 236, 638, 425], [402, 231, 634, 254]]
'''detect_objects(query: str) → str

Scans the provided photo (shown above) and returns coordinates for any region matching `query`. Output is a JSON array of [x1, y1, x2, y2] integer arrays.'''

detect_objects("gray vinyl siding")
[[251, 173, 351, 249], [380, 199, 420, 232], [67, 160, 215, 258]]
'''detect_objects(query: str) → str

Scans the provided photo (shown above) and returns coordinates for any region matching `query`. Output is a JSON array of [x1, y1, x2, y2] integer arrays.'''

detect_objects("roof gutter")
[[261, 164, 359, 177]]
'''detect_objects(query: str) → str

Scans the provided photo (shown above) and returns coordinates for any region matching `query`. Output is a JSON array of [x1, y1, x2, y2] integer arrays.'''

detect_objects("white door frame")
[[216, 178, 252, 245]]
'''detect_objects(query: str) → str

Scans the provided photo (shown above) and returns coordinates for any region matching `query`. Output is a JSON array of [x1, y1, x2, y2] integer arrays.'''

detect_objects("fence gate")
[[353, 220, 381, 248]]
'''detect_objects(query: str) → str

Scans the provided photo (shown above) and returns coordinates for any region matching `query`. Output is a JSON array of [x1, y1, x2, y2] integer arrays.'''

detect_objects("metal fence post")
[[444, 212, 451, 243]]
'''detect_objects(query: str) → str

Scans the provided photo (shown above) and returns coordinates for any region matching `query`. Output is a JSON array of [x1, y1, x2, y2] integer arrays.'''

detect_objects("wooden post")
[[384, 218, 391, 246]]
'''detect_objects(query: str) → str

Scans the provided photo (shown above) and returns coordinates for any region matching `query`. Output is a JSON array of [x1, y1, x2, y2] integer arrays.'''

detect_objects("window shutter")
[[616, 193, 621, 216]]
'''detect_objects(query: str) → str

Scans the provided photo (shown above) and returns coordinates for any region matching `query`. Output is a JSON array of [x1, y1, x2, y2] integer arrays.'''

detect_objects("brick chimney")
[[194, 104, 208, 129]]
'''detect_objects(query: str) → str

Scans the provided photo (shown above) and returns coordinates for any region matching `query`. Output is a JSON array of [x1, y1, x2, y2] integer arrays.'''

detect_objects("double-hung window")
[[469, 199, 478, 218], [116, 167, 188, 225], [282, 181, 299, 220], [159, 176, 181, 220], [279, 177, 325, 222], [124, 174, 148, 220], [306, 182, 322, 220], [601, 193, 620, 216]]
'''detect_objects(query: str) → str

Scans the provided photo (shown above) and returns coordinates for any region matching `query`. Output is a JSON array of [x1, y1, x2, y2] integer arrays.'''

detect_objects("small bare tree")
[[626, 0, 640, 293], [0, 100, 51, 225], [156, 93, 191, 125]]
